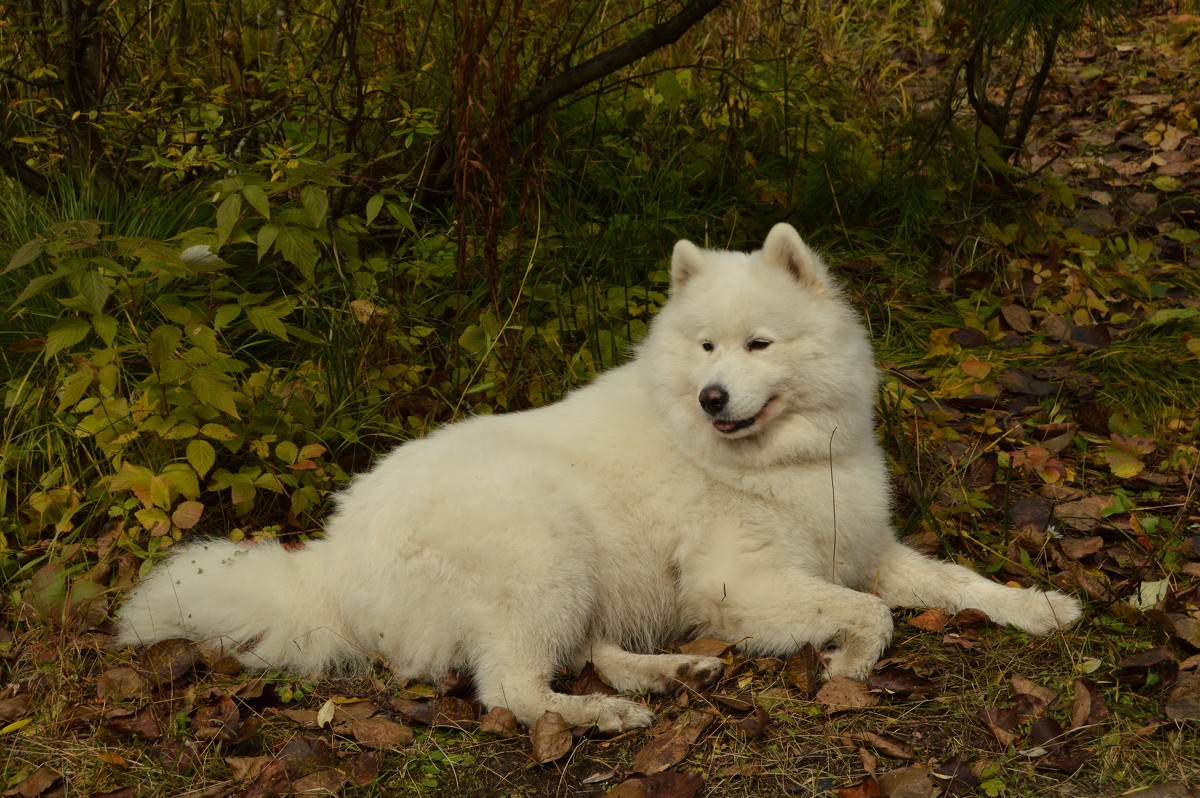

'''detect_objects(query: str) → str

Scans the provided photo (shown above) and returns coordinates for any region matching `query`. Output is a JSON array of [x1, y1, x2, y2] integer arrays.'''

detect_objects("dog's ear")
[[762, 223, 830, 293], [670, 239, 706, 291]]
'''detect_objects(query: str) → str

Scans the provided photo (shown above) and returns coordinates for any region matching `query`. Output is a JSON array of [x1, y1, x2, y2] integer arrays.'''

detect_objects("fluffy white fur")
[[115, 223, 1081, 732]]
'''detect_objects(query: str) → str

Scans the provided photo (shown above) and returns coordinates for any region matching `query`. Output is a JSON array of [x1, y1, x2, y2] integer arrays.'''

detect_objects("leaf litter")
[[6, 10, 1200, 798]]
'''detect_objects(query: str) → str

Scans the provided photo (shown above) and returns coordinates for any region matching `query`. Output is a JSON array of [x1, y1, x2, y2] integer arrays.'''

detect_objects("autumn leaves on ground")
[[4, 7, 1200, 798]]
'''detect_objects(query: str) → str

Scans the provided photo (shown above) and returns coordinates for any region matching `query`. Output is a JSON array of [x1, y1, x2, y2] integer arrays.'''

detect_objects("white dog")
[[115, 224, 1081, 732]]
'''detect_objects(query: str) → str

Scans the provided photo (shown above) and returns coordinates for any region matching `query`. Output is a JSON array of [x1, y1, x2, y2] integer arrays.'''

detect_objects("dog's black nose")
[[698, 386, 728, 415]]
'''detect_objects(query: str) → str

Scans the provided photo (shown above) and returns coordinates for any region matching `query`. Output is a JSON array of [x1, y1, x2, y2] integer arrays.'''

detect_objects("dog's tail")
[[112, 538, 354, 673]]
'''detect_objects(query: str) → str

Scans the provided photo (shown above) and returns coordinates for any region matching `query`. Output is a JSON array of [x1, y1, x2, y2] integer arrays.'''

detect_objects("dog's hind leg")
[[579, 641, 725, 694], [867, 540, 1081, 634], [471, 642, 655, 733]]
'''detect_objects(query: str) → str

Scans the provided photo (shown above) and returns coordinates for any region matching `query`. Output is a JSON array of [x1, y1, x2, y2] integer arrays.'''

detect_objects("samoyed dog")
[[115, 224, 1081, 731]]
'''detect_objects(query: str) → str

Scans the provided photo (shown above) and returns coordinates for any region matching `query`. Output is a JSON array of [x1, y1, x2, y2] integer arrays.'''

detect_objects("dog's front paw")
[[819, 599, 894, 680], [1010, 588, 1082, 635], [670, 655, 725, 692]]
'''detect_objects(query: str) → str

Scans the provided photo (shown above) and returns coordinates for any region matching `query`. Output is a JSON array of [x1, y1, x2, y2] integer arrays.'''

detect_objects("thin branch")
[[511, 0, 726, 126]]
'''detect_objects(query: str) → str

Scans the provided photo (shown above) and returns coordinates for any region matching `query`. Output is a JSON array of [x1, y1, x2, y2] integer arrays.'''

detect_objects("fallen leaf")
[[96, 666, 150, 702], [348, 717, 413, 749], [149, 740, 203, 774], [816, 677, 880, 713], [190, 693, 241, 742], [947, 608, 991, 629], [1114, 648, 1179, 687], [1055, 497, 1110, 532], [276, 736, 335, 777], [866, 664, 935, 699], [141, 638, 200, 684], [292, 768, 348, 795], [1011, 675, 1058, 706], [934, 755, 980, 796], [1164, 670, 1200, 726], [1069, 679, 1109, 739], [349, 751, 385, 785], [732, 705, 768, 740], [391, 696, 475, 729], [877, 765, 937, 798], [908, 608, 951, 632], [0, 692, 32, 723], [678, 637, 735, 661], [6, 766, 61, 798], [529, 711, 573, 764], [1008, 497, 1052, 531], [999, 304, 1034, 333], [835, 776, 882, 798], [571, 661, 617, 696], [105, 704, 165, 740], [477, 706, 520, 738], [857, 731, 915, 759], [784, 645, 822, 697], [632, 709, 714, 774], [609, 772, 704, 798]]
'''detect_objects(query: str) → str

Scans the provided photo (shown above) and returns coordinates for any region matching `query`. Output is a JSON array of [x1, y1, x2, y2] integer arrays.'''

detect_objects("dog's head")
[[643, 223, 879, 468]]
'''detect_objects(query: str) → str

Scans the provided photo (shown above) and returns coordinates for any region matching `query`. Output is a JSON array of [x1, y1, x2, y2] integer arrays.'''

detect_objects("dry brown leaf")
[[1069, 679, 1109, 739], [857, 731, 915, 759], [1055, 497, 1110, 532], [348, 717, 414, 750], [632, 709, 714, 774], [877, 765, 937, 798], [96, 666, 149, 702], [529, 711, 573, 764], [678, 637, 735, 661], [816, 676, 880, 713], [835, 776, 881, 798], [0, 692, 32, 723], [908, 608, 951, 632], [6, 766, 61, 798], [866, 664, 935, 699], [478, 706, 520, 738], [1011, 675, 1058, 707], [190, 693, 241, 742], [141, 638, 200, 684], [292, 768, 348, 796]]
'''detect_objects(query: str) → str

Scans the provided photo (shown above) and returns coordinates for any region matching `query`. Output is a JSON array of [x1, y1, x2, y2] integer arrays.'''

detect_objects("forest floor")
[[4, 7, 1200, 798]]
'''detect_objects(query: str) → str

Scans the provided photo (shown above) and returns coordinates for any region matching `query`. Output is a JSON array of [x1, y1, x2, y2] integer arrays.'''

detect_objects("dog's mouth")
[[712, 397, 778, 434]]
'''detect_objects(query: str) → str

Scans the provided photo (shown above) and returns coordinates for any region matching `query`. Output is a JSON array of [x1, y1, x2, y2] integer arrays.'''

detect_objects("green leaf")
[[92, 313, 118, 346], [213, 304, 242, 330], [215, 193, 242, 247], [243, 184, 271, 220], [76, 269, 110, 314], [275, 227, 319, 282], [187, 439, 216, 477], [148, 325, 182, 368], [185, 323, 221, 359], [26, 563, 67, 621], [276, 440, 298, 464], [160, 462, 201, 500], [10, 271, 65, 308], [366, 194, 385, 225], [158, 302, 192, 325], [200, 422, 239, 441], [300, 185, 329, 227], [245, 305, 288, 340], [56, 368, 93, 413], [4, 238, 44, 273], [44, 316, 91, 359], [257, 223, 280, 261], [190, 367, 241, 418]]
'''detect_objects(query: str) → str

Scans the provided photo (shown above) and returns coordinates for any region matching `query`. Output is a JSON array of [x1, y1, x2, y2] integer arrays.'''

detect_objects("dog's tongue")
[[712, 420, 739, 432]]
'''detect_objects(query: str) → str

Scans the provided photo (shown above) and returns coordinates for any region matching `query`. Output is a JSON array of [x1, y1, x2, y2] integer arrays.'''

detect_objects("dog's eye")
[[701, 341, 714, 352], [747, 339, 772, 351]]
